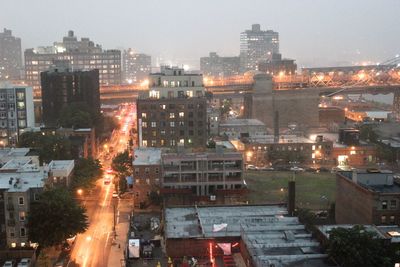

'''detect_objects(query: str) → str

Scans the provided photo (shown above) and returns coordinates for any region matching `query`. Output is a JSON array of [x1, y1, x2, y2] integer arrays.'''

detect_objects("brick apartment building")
[[132, 148, 161, 208], [336, 170, 400, 225], [137, 66, 207, 148]]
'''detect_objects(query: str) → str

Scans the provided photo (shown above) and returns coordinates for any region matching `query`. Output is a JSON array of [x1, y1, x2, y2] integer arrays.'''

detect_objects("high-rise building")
[[25, 30, 121, 99], [0, 83, 35, 147], [240, 24, 279, 72], [200, 52, 240, 77], [137, 66, 207, 148], [0, 29, 22, 81], [40, 67, 100, 126], [122, 49, 151, 84]]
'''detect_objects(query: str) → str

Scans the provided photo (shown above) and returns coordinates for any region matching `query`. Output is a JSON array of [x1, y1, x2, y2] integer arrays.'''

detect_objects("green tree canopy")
[[18, 132, 72, 164], [71, 158, 103, 190], [327, 225, 391, 267], [27, 188, 88, 248], [358, 124, 379, 143], [112, 151, 132, 193]]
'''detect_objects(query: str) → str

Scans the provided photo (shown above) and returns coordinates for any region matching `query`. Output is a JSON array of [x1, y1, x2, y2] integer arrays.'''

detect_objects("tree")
[[327, 225, 391, 267], [18, 132, 72, 164], [71, 158, 103, 190], [112, 151, 133, 193], [27, 188, 88, 248], [358, 124, 378, 143]]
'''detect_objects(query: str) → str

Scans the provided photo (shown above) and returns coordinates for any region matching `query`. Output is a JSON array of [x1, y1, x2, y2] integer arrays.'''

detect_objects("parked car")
[[290, 166, 305, 172], [246, 164, 257, 170], [17, 259, 30, 267], [3, 261, 14, 267]]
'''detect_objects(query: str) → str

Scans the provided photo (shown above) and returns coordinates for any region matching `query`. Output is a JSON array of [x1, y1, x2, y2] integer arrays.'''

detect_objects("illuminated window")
[[142, 140, 148, 147], [170, 122, 175, 127], [19, 211, 25, 221], [163, 80, 169, 87], [382, 201, 388, 210], [187, 90, 193, 97], [381, 215, 386, 223], [151, 122, 156, 127], [149, 90, 159, 99], [350, 151, 356, 155], [179, 139, 185, 144], [141, 113, 147, 118], [179, 112, 184, 118], [312, 145, 316, 151], [142, 122, 147, 128], [169, 113, 175, 119], [160, 104, 166, 110], [152, 131, 156, 137]]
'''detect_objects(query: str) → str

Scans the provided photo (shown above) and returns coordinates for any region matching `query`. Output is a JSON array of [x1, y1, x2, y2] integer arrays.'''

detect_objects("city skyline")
[[1, 0, 399, 68]]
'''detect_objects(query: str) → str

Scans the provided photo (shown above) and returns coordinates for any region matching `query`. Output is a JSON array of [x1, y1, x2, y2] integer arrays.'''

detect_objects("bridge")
[[100, 56, 400, 103]]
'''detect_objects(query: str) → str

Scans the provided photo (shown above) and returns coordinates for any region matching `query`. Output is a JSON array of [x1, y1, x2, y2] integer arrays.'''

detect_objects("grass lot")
[[245, 171, 336, 210]]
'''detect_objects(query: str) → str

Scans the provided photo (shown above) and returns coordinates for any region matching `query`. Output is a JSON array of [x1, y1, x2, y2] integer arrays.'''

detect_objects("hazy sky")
[[1, 0, 399, 68]]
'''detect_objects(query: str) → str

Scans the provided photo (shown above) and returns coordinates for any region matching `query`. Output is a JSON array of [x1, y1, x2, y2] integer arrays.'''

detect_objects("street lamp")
[[76, 189, 83, 196]]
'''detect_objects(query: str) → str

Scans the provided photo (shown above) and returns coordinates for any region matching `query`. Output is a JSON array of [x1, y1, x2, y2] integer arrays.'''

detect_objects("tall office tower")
[[40, 67, 100, 126], [25, 30, 121, 99], [0, 83, 35, 146], [137, 66, 207, 148], [200, 52, 240, 77], [122, 49, 151, 84], [240, 24, 279, 72], [0, 29, 23, 81]]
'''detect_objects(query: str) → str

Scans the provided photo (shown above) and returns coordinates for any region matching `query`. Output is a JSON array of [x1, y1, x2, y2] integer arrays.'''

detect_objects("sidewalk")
[[107, 197, 132, 267]]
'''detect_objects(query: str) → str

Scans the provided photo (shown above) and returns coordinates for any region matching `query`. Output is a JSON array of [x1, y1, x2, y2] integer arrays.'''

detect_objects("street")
[[68, 103, 135, 267]]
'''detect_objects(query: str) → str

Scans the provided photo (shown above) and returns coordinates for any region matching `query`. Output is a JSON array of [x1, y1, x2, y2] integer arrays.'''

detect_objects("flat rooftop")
[[49, 160, 74, 170], [165, 205, 331, 267], [248, 135, 314, 144], [133, 148, 161, 166], [0, 148, 30, 159], [0, 169, 46, 192]]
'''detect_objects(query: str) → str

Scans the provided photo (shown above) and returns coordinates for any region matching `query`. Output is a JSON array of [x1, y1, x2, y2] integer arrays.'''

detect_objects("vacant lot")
[[245, 171, 336, 210]]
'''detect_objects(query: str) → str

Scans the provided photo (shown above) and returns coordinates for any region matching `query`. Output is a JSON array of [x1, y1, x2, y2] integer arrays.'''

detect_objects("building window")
[[170, 140, 176, 146], [9, 228, 15, 238], [170, 122, 175, 127], [160, 104, 166, 110], [169, 113, 175, 119], [142, 122, 147, 128], [179, 112, 184, 118], [390, 200, 397, 209], [135, 168, 139, 175], [180, 130, 184, 136], [160, 130, 165, 135], [381, 215, 386, 223], [141, 113, 147, 118], [142, 140, 148, 147], [151, 140, 156, 147], [19, 211, 25, 221], [382, 200, 388, 210], [179, 121, 184, 126], [146, 179, 150, 185], [186, 91, 193, 97], [155, 168, 159, 174], [179, 139, 185, 144], [151, 122, 156, 127], [188, 121, 194, 127], [189, 130, 194, 136], [18, 197, 24, 205], [390, 215, 395, 223], [152, 131, 156, 137], [161, 139, 165, 146], [20, 227, 26, 237]]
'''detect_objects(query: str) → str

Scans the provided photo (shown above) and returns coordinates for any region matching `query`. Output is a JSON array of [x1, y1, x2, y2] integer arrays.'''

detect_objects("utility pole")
[[113, 202, 116, 238]]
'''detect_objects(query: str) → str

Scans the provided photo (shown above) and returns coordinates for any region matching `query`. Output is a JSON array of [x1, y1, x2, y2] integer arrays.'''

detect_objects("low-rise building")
[[161, 150, 246, 205], [335, 170, 400, 225], [219, 119, 267, 140], [132, 148, 161, 208], [238, 135, 333, 166], [165, 205, 331, 267], [332, 143, 376, 167], [48, 160, 74, 187], [0, 157, 46, 248]]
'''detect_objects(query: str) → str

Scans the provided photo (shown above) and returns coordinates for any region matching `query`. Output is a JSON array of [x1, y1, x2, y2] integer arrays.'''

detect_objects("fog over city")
[[1, 0, 400, 68]]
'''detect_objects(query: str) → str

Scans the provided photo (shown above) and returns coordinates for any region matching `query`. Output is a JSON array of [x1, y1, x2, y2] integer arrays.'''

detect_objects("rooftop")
[[165, 205, 331, 267], [338, 170, 400, 194], [133, 148, 162, 166], [248, 135, 314, 144], [49, 160, 74, 171], [0, 169, 46, 192]]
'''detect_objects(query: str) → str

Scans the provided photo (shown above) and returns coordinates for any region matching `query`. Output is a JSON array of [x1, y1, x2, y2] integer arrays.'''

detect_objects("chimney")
[[287, 180, 295, 216], [274, 111, 279, 143]]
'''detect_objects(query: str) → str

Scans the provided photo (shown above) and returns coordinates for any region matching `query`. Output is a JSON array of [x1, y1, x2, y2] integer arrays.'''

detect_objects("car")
[[246, 164, 257, 170], [3, 261, 14, 267], [112, 191, 118, 198], [290, 166, 305, 172], [53, 259, 65, 267], [17, 259, 30, 267]]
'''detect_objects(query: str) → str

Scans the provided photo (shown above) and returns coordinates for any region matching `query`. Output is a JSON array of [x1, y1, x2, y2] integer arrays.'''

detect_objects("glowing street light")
[[76, 189, 83, 196]]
